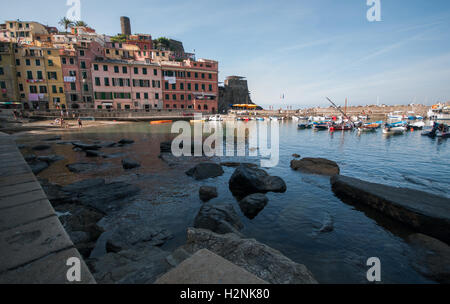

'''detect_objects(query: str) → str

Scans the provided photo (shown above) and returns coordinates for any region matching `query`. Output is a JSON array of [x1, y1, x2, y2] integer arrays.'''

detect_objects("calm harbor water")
[[17, 120, 450, 283]]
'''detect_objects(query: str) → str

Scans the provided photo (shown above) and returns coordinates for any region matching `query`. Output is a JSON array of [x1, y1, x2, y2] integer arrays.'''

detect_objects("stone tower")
[[120, 16, 131, 36]]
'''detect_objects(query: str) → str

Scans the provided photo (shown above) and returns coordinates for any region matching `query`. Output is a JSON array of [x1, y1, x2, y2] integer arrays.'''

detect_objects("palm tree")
[[75, 21, 88, 27], [58, 17, 74, 32]]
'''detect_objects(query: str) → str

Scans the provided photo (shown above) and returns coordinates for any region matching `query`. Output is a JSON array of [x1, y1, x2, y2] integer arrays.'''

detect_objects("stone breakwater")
[[0, 132, 95, 284]]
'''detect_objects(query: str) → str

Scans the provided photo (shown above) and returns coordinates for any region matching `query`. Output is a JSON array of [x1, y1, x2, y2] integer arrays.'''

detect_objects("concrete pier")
[[0, 132, 95, 284]]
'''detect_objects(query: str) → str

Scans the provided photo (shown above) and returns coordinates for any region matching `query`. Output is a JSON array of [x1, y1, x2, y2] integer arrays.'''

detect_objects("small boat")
[[208, 115, 223, 121], [269, 117, 278, 121], [298, 123, 312, 129], [292, 116, 300, 121], [383, 125, 406, 135], [256, 117, 265, 121], [329, 124, 353, 131], [150, 120, 172, 125], [436, 131, 450, 138], [314, 123, 329, 131], [408, 121, 425, 130]]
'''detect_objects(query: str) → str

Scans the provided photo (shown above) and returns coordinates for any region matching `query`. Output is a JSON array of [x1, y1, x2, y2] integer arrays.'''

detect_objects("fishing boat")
[[408, 121, 425, 130], [427, 104, 450, 120], [388, 111, 405, 120], [314, 123, 329, 131], [298, 123, 312, 129], [358, 121, 382, 132], [329, 123, 353, 131], [208, 115, 223, 121], [150, 120, 172, 125], [383, 122, 406, 135]]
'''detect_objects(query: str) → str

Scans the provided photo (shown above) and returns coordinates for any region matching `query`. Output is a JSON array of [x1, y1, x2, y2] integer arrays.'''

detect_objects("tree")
[[59, 17, 74, 32], [75, 20, 88, 27]]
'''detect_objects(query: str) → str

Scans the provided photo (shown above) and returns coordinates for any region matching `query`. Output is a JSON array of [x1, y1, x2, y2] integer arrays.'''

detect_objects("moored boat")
[[150, 120, 172, 125]]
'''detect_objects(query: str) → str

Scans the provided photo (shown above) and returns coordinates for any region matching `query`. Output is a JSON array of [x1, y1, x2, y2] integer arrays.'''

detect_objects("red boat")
[[329, 123, 353, 131]]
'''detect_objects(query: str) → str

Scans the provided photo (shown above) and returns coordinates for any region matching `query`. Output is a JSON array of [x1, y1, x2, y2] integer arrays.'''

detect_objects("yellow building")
[[4, 20, 51, 44], [15, 44, 66, 109], [0, 42, 20, 106]]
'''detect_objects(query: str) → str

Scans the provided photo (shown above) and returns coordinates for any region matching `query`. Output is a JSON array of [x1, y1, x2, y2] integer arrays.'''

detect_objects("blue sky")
[[2, 0, 450, 108]]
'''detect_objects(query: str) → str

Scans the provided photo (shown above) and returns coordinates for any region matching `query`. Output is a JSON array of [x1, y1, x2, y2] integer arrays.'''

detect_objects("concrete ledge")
[[156, 249, 268, 284], [0, 199, 55, 232], [0, 248, 95, 284]]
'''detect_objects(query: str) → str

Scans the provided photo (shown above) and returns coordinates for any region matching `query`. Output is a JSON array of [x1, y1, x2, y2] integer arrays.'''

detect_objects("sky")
[[2, 0, 450, 108]]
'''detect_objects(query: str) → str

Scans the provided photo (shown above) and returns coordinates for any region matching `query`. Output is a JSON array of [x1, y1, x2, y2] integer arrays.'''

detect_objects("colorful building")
[[0, 42, 20, 106], [161, 59, 219, 112], [92, 59, 162, 110]]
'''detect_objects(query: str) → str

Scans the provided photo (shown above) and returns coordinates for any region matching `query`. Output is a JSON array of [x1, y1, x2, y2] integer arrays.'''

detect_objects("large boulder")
[[238, 193, 269, 219], [89, 246, 171, 284], [181, 228, 317, 284], [331, 175, 450, 244], [291, 157, 340, 176], [408, 233, 450, 283], [193, 203, 243, 235], [229, 165, 286, 196], [122, 158, 141, 170], [186, 162, 224, 180], [199, 186, 218, 202]]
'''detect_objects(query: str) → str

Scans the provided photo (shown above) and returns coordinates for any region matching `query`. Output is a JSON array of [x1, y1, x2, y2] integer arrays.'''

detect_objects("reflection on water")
[[16, 121, 449, 283]]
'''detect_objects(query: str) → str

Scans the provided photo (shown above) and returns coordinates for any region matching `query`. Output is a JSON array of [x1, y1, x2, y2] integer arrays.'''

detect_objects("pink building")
[[60, 41, 104, 109], [92, 59, 163, 110]]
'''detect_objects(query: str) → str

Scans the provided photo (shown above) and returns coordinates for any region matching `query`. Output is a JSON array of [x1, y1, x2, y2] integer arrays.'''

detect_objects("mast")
[[326, 97, 354, 127]]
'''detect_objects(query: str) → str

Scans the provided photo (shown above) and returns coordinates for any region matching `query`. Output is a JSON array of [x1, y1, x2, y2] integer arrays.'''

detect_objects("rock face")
[[229, 165, 286, 196], [407, 233, 450, 283], [122, 158, 141, 170], [89, 246, 171, 284], [238, 193, 269, 219], [331, 175, 450, 244], [181, 228, 317, 284], [291, 157, 340, 176], [199, 186, 218, 202], [118, 139, 134, 145], [186, 163, 224, 180], [194, 204, 243, 235]]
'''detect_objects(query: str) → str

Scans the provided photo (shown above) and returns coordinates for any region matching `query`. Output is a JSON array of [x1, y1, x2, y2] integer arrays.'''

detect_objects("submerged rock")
[[118, 139, 134, 145], [36, 154, 64, 164], [122, 158, 141, 170], [199, 186, 218, 202], [238, 193, 269, 219], [318, 213, 334, 233], [89, 246, 171, 284], [181, 228, 317, 284], [29, 160, 49, 174], [194, 203, 243, 235], [66, 162, 109, 173], [331, 175, 450, 244], [44, 136, 62, 141], [72, 142, 102, 150], [220, 162, 258, 168], [229, 165, 286, 196], [85, 150, 104, 157], [32, 144, 51, 151], [186, 162, 224, 180], [408, 233, 450, 283], [291, 157, 340, 176]]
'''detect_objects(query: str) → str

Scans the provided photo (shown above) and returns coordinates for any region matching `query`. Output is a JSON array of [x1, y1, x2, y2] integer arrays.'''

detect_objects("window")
[[17, 72, 21, 77], [19, 84, 23, 91], [84, 84, 89, 92], [165, 94, 169, 100], [0, 67, 3, 75], [39, 86, 47, 93], [59, 87, 63, 93], [47, 50, 51, 55], [80, 61, 86, 69], [27, 71, 33, 79], [103, 65, 108, 71], [26, 59, 30, 66], [104, 78, 110, 86], [136, 93, 141, 99], [201, 73, 205, 79], [37, 71, 43, 80], [165, 82, 169, 90], [153, 69, 158, 76], [30, 86, 37, 93], [172, 94, 177, 100], [180, 83, 184, 90], [155, 93, 159, 99], [144, 93, 148, 99], [181, 94, 184, 100], [93, 64, 98, 71], [52, 85, 57, 93], [209, 74, 212, 79], [209, 84, 212, 91], [80, 50, 85, 56], [187, 72, 191, 77], [69, 58, 74, 65], [62, 58, 67, 65], [95, 77, 100, 86], [70, 83, 76, 91], [69, 70, 76, 77], [202, 84, 205, 91], [172, 84, 176, 90], [188, 94, 192, 101], [15, 59, 20, 66], [48, 60, 53, 66], [195, 72, 198, 78], [47, 72, 57, 80], [143, 68, 147, 75], [134, 67, 138, 74], [187, 83, 191, 90], [195, 84, 198, 91], [122, 66, 127, 74], [0, 81, 5, 89], [114, 66, 119, 73], [82, 71, 87, 79]]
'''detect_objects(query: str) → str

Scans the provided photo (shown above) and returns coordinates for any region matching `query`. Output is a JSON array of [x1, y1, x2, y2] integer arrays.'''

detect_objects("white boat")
[[383, 126, 406, 134], [269, 117, 278, 121], [388, 111, 405, 120], [292, 116, 300, 121], [409, 121, 425, 130], [208, 115, 223, 121], [428, 104, 450, 120]]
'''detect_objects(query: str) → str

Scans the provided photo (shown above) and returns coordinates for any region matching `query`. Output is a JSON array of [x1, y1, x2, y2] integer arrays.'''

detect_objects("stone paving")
[[0, 132, 95, 284]]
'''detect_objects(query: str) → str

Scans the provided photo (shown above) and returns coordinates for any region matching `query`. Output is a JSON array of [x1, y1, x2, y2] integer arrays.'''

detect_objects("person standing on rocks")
[[78, 117, 83, 129]]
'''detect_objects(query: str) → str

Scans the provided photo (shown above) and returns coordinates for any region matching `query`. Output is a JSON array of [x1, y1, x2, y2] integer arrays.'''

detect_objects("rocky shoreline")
[[13, 133, 450, 284]]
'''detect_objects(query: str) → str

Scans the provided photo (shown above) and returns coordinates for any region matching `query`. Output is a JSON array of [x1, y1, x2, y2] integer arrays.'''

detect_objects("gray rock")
[[118, 139, 134, 145], [32, 144, 51, 151], [160, 141, 172, 153], [89, 246, 171, 284], [182, 228, 317, 284], [318, 213, 334, 233], [186, 162, 224, 180], [194, 203, 243, 235], [122, 158, 141, 170], [239, 193, 269, 219], [331, 175, 450, 244], [106, 223, 172, 251], [220, 162, 258, 168], [61, 178, 105, 193], [408, 233, 450, 283], [24, 154, 37, 162], [72, 142, 101, 150], [66, 162, 109, 173], [44, 136, 62, 141], [39, 178, 73, 206], [36, 154, 64, 164], [291, 157, 340, 176], [229, 165, 286, 196], [292, 154, 301, 158], [29, 161, 49, 174], [199, 186, 218, 202], [85, 150, 104, 157]]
